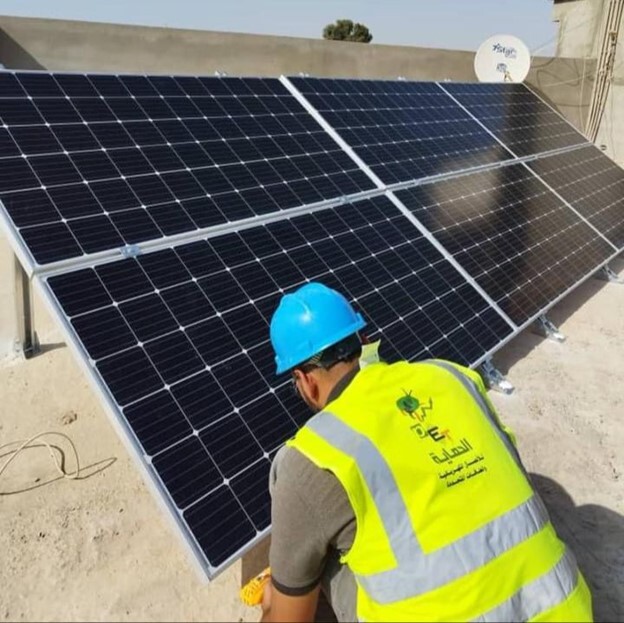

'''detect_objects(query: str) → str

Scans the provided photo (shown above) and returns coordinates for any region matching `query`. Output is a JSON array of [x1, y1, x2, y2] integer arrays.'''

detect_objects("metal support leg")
[[14, 256, 39, 359], [595, 265, 624, 283], [479, 359, 514, 395], [533, 315, 566, 342]]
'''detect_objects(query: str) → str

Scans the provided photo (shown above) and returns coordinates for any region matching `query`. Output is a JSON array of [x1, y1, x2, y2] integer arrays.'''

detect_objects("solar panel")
[[441, 82, 588, 158], [526, 145, 624, 250], [42, 194, 513, 577], [288, 77, 513, 185], [394, 163, 617, 326], [0, 71, 374, 268]]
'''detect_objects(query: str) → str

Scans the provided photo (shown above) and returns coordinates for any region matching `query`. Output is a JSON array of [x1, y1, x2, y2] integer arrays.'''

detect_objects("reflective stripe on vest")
[[473, 548, 579, 622], [305, 361, 579, 612]]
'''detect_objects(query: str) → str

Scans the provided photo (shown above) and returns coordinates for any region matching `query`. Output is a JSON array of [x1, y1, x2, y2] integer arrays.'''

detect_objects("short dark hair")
[[296, 333, 362, 372]]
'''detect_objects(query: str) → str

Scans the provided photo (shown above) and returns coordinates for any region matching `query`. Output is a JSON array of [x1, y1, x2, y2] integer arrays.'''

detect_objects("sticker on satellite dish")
[[475, 34, 531, 83]]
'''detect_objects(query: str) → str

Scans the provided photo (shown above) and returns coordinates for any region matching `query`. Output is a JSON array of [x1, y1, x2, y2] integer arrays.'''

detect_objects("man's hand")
[[260, 580, 320, 623]]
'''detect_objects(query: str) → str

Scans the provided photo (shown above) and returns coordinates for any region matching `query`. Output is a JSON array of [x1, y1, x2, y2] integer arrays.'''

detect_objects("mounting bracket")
[[595, 265, 623, 284], [533, 315, 566, 342], [479, 358, 514, 395]]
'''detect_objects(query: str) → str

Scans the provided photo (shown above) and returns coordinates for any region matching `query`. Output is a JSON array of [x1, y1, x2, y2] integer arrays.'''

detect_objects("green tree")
[[323, 19, 373, 43]]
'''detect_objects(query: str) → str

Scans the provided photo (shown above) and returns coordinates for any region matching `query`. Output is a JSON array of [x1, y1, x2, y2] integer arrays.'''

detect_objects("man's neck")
[[320, 363, 360, 409]]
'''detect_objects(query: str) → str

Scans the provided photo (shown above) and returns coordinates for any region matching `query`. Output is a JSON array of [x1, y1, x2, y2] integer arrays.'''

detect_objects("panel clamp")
[[120, 244, 142, 259]]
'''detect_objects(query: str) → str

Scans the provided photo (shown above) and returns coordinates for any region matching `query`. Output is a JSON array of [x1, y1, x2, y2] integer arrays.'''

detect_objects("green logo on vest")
[[395, 390, 420, 417]]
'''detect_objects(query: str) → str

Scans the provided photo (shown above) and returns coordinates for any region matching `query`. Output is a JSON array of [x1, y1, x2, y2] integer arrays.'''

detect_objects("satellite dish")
[[474, 34, 531, 83]]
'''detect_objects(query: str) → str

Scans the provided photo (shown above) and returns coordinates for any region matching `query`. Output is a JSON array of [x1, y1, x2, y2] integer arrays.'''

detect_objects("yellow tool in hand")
[[240, 567, 271, 606]]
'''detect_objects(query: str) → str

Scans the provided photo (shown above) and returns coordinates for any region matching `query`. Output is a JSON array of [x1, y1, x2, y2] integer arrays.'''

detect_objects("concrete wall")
[[553, 0, 624, 166]]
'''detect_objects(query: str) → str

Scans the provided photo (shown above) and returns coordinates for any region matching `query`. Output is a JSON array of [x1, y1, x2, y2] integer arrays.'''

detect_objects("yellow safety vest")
[[289, 360, 593, 622]]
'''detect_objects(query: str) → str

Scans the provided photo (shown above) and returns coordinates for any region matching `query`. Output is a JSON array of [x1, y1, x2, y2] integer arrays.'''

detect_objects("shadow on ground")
[[531, 473, 624, 622]]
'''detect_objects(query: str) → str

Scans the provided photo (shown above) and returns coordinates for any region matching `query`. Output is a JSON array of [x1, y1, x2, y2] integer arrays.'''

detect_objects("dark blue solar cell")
[[17, 73, 64, 97], [124, 121, 165, 146], [220, 304, 268, 350], [148, 75, 186, 96], [0, 189, 59, 227], [90, 179, 140, 212], [170, 371, 234, 430], [71, 306, 136, 359], [71, 151, 119, 181], [152, 436, 223, 510], [96, 259, 153, 301], [239, 393, 296, 453], [69, 215, 124, 253], [198, 270, 249, 310], [110, 209, 162, 244], [144, 331, 205, 384], [150, 202, 197, 234], [209, 232, 255, 266], [33, 98, 82, 124], [230, 459, 271, 531], [0, 157, 40, 192], [107, 148, 155, 176], [183, 485, 256, 567], [97, 346, 163, 407], [119, 75, 159, 96], [54, 73, 99, 97], [174, 76, 208, 96], [138, 249, 192, 289], [119, 293, 179, 342], [106, 98, 148, 121], [9, 125, 63, 155], [199, 414, 263, 478], [88, 123, 135, 148], [127, 175, 175, 204], [28, 154, 82, 186], [181, 196, 227, 228], [123, 388, 192, 454], [72, 98, 117, 122], [0, 73, 27, 96], [185, 316, 240, 367], [161, 282, 215, 326], [47, 268, 112, 317], [20, 222, 82, 264], [175, 240, 225, 278]]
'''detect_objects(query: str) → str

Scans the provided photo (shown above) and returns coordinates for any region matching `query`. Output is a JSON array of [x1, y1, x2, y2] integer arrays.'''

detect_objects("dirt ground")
[[1, 257, 623, 622]]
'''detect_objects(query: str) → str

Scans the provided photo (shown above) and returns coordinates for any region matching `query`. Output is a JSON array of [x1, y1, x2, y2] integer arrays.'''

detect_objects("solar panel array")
[[394, 165, 616, 325], [1, 70, 621, 579], [289, 77, 512, 184], [0, 72, 373, 266], [441, 82, 588, 158], [527, 145, 624, 250], [43, 195, 513, 569]]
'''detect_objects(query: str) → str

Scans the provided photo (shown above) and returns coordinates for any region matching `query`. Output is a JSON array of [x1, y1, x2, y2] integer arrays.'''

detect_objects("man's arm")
[[261, 581, 320, 623]]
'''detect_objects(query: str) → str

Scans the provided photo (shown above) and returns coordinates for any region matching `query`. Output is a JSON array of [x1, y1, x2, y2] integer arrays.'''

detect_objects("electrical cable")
[[0, 432, 81, 489]]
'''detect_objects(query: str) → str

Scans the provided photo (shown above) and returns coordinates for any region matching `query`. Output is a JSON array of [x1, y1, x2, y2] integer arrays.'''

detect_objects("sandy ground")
[[0, 257, 623, 622]]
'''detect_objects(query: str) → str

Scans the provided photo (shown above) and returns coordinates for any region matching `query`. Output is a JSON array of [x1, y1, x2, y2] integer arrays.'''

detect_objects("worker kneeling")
[[262, 282, 592, 623]]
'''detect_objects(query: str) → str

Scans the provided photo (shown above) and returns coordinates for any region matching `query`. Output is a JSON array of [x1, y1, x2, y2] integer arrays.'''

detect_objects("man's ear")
[[298, 369, 321, 409]]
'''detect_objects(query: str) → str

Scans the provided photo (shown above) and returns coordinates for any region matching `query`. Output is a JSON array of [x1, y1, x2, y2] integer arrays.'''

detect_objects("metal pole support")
[[533, 315, 566, 342], [479, 359, 514, 395], [14, 255, 39, 359]]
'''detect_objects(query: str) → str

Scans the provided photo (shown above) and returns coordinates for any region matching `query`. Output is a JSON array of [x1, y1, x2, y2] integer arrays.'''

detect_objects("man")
[[262, 282, 593, 623]]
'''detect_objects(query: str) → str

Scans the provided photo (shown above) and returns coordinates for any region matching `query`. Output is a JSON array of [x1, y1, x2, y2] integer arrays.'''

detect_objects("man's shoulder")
[[271, 444, 342, 495]]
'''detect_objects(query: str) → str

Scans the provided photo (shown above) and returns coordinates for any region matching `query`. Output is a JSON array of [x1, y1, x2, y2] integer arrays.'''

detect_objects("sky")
[[0, 0, 558, 55]]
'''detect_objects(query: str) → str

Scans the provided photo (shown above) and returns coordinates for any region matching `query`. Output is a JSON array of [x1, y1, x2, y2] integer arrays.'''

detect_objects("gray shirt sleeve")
[[268, 445, 356, 595]]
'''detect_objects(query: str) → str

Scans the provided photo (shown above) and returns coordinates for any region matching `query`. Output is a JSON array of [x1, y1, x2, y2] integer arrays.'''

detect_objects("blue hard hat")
[[270, 282, 366, 374]]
